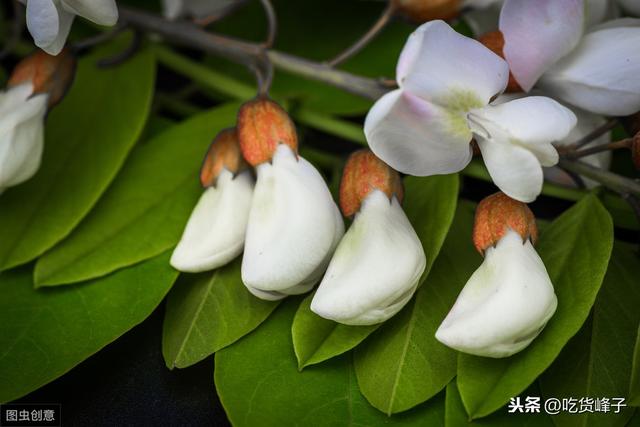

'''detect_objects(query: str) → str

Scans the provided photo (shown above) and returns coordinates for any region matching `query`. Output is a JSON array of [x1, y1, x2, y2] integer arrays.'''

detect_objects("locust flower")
[[1, 49, 75, 194], [365, 20, 576, 202], [497, 0, 640, 115], [171, 128, 254, 273], [238, 98, 344, 301], [311, 150, 425, 325], [436, 192, 557, 358], [20, 0, 118, 55]]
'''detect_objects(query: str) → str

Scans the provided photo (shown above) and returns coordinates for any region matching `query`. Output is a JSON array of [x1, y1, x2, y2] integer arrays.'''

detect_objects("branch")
[[558, 159, 640, 198], [327, 2, 396, 67], [118, 7, 389, 100]]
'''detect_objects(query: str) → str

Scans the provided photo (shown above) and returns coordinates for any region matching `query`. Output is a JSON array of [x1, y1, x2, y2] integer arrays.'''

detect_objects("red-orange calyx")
[[339, 149, 404, 217], [478, 31, 523, 93], [8, 48, 76, 108], [200, 127, 249, 187], [237, 97, 298, 166], [473, 192, 538, 255]]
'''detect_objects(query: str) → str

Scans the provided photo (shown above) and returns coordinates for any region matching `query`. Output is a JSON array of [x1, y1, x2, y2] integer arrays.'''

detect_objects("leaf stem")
[[558, 159, 640, 198], [564, 138, 633, 159]]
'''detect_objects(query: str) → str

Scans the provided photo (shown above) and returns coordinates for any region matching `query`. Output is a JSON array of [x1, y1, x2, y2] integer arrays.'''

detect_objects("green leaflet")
[[162, 258, 279, 369], [291, 174, 459, 370], [457, 194, 614, 419], [354, 200, 480, 415], [34, 104, 240, 287], [0, 42, 155, 272], [291, 293, 378, 369], [540, 243, 640, 427], [0, 252, 178, 403], [445, 381, 553, 427], [215, 299, 446, 426]]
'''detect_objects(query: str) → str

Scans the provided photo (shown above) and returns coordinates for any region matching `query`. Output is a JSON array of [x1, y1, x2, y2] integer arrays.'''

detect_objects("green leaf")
[[162, 258, 279, 369], [291, 293, 377, 369], [34, 104, 239, 287], [0, 252, 177, 403], [631, 326, 640, 407], [291, 174, 459, 371], [215, 299, 446, 426], [445, 381, 553, 427], [354, 199, 479, 415], [0, 44, 155, 272], [540, 243, 640, 426], [457, 194, 614, 419]]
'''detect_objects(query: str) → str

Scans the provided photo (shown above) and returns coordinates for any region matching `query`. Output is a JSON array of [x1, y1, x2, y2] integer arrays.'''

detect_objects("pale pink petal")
[[364, 89, 473, 176], [500, 0, 584, 91]]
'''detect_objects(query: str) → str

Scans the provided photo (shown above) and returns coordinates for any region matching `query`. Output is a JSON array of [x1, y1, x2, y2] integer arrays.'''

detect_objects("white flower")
[[162, 0, 238, 20], [0, 83, 48, 194], [170, 169, 254, 273], [539, 19, 640, 116], [435, 229, 557, 358], [241, 145, 344, 301], [20, 0, 118, 55], [364, 20, 576, 202], [311, 190, 426, 325]]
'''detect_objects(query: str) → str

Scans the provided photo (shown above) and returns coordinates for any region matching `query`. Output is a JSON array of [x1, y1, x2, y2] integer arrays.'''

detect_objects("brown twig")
[[259, 0, 277, 48], [327, 2, 396, 67], [118, 6, 389, 100], [564, 138, 633, 159], [571, 118, 618, 149]]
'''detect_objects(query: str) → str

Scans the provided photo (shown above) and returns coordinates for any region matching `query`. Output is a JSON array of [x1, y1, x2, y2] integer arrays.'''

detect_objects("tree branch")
[[118, 7, 388, 100], [558, 159, 640, 198]]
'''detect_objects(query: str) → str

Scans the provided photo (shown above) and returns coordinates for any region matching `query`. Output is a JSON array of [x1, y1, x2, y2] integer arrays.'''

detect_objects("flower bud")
[[478, 31, 522, 93], [633, 132, 640, 170], [473, 192, 537, 254], [200, 127, 250, 187], [393, 0, 460, 23], [237, 97, 298, 166], [8, 48, 76, 108], [339, 149, 403, 217]]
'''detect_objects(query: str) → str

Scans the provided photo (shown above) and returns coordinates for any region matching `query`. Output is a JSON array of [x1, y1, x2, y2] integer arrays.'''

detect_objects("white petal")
[[539, 25, 640, 115], [396, 20, 508, 107], [311, 191, 426, 326], [241, 145, 344, 297], [170, 169, 254, 273], [365, 89, 473, 176], [499, 0, 584, 91], [618, 0, 640, 16], [0, 86, 48, 192], [470, 96, 576, 166], [476, 134, 544, 203], [26, 0, 59, 46], [61, 0, 118, 25], [435, 230, 557, 358]]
